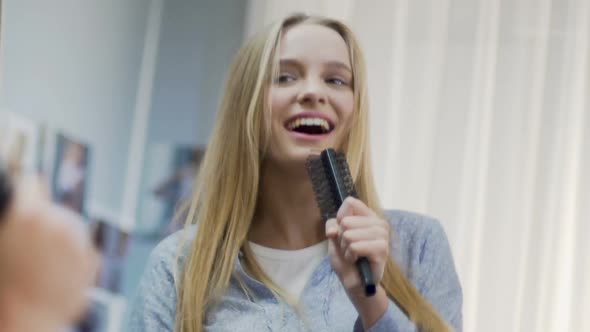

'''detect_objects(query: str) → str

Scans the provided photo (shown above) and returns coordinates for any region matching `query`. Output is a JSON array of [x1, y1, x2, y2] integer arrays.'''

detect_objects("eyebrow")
[[279, 59, 352, 73], [325, 61, 353, 73]]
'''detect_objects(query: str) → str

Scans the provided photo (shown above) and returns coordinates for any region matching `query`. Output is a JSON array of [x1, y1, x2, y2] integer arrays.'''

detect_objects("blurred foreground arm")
[[0, 172, 99, 332]]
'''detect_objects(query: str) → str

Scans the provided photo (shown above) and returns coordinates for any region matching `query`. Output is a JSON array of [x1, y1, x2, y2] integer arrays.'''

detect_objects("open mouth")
[[285, 117, 335, 135]]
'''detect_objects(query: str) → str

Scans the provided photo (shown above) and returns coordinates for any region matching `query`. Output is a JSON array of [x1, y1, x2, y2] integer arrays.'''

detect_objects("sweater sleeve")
[[353, 217, 463, 332], [126, 234, 181, 332]]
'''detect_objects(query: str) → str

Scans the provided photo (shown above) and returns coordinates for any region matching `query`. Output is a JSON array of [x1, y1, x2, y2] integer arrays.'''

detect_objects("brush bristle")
[[306, 155, 339, 220], [306, 149, 357, 221], [334, 152, 357, 198]]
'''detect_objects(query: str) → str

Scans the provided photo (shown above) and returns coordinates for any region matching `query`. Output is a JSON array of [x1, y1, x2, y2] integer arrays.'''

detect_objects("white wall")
[[0, 0, 247, 229], [131, 0, 246, 232], [147, 0, 247, 146], [0, 0, 152, 220]]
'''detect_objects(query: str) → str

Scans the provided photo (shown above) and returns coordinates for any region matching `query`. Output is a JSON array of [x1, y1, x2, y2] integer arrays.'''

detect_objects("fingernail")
[[330, 226, 340, 235]]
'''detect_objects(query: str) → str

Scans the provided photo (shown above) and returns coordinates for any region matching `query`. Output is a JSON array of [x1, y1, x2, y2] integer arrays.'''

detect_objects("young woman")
[[129, 13, 462, 332]]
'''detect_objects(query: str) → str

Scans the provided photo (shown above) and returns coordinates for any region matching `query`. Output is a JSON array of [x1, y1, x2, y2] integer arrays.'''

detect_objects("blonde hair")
[[176, 13, 450, 332]]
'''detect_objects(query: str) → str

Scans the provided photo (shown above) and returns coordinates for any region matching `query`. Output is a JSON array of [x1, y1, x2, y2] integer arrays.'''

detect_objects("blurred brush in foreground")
[[0, 161, 99, 331]]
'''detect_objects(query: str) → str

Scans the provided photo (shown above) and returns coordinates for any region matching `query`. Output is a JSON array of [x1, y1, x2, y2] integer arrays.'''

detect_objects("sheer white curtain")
[[245, 1, 589, 331]]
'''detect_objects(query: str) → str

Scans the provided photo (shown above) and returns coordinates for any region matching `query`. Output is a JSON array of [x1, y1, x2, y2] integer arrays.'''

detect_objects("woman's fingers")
[[339, 225, 388, 250], [327, 219, 390, 265], [325, 218, 339, 239], [340, 215, 390, 231], [336, 197, 377, 220], [343, 239, 390, 264]]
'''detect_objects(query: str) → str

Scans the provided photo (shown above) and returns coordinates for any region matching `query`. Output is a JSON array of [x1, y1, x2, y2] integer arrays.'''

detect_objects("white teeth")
[[287, 117, 330, 132]]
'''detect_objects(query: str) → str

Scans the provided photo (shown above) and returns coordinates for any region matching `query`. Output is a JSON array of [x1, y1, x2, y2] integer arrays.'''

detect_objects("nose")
[[297, 77, 326, 106]]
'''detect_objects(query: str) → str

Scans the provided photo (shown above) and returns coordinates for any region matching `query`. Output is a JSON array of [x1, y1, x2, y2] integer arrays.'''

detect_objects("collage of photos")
[[0, 111, 123, 331], [52, 133, 91, 214], [71, 219, 131, 332], [1, 110, 206, 331]]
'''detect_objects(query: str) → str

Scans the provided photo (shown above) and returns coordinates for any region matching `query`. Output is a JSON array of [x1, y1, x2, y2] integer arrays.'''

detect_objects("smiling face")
[[264, 23, 355, 169]]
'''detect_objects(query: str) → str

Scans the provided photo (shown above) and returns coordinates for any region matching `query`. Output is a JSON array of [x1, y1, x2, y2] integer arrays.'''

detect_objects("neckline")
[[248, 240, 329, 261]]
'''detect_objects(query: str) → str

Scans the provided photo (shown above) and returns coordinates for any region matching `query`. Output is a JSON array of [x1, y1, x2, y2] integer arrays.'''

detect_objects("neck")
[[249, 161, 324, 250]]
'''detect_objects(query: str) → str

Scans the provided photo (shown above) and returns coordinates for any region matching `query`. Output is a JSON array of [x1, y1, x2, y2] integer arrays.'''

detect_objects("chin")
[[264, 146, 316, 171], [281, 148, 316, 165]]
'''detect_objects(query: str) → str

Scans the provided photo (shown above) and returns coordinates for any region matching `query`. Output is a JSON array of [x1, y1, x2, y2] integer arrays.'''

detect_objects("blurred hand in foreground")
[[0, 176, 99, 332]]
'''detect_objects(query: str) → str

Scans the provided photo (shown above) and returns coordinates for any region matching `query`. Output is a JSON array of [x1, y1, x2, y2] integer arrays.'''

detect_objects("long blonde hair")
[[176, 13, 450, 332]]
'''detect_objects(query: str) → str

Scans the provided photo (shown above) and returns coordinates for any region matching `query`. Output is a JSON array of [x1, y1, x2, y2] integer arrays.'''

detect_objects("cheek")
[[335, 93, 355, 127], [266, 91, 290, 144], [267, 92, 285, 133], [269, 89, 292, 115]]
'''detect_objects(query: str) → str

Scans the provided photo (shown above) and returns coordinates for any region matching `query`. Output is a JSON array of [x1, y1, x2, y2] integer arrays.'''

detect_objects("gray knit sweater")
[[127, 210, 463, 331]]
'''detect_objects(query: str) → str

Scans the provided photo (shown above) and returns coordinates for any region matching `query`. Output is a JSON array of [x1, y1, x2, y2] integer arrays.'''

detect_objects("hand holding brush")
[[306, 149, 390, 297]]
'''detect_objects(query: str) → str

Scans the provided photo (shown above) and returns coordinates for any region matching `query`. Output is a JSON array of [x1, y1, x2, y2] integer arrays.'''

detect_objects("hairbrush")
[[306, 148, 376, 297]]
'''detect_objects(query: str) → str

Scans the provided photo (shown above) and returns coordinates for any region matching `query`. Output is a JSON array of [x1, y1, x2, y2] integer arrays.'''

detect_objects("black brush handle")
[[356, 257, 376, 296], [345, 178, 376, 296]]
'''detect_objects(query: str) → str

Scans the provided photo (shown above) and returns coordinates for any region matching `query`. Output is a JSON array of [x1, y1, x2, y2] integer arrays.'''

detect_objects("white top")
[[249, 240, 328, 301]]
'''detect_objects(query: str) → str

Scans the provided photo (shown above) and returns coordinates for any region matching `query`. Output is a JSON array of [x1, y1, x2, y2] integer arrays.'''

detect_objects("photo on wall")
[[89, 218, 130, 293], [51, 133, 91, 215], [136, 144, 205, 236], [70, 288, 126, 332], [0, 111, 41, 174]]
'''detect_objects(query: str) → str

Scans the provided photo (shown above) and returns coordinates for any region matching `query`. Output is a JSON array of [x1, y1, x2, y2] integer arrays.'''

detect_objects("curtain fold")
[[244, 1, 589, 330]]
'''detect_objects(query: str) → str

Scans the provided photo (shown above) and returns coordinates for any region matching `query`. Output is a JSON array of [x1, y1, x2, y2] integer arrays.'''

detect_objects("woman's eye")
[[275, 74, 296, 84], [326, 77, 348, 86]]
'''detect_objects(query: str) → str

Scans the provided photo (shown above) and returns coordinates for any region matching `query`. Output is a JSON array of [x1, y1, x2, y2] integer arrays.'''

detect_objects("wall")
[[134, 0, 246, 233], [147, 0, 247, 146], [0, 0, 152, 221]]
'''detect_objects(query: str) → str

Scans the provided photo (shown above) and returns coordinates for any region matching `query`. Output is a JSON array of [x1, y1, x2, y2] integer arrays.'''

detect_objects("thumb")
[[325, 218, 339, 239]]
